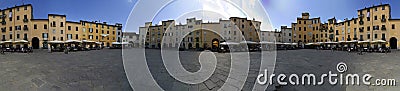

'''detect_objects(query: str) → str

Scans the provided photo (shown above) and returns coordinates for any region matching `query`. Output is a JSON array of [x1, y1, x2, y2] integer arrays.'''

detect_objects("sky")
[[1, 0, 400, 32]]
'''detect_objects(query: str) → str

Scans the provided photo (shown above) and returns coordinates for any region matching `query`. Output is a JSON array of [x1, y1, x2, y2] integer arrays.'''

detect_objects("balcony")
[[23, 18, 29, 23]]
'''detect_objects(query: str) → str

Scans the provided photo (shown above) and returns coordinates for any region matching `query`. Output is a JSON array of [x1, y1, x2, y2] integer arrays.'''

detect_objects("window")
[[374, 34, 378, 39], [53, 29, 56, 33], [24, 34, 27, 40], [53, 36, 56, 40], [75, 34, 79, 39], [17, 16, 20, 20], [107, 31, 109, 34], [43, 33, 48, 38], [382, 33, 386, 40], [393, 24, 396, 29], [382, 6, 386, 10], [52, 21, 56, 27], [68, 26, 71, 30], [60, 22, 64, 27], [10, 34, 12, 39], [304, 21, 306, 24], [67, 34, 72, 40], [9, 27, 12, 31], [299, 21, 301, 24], [367, 34, 371, 39], [299, 34, 302, 38], [304, 27, 306, 31], [44, 24, 47, 29], [96, 29, 98, 33], [89, 35, 93, 39], [299, 27, 301, 31], [17, 8, 19, 11], [24, 15, 27, 19], [34, 24, 37, 29], [17, 34, 20, 39], [24, 6, 27, 10], [374, 16, 377, 20], [367, 26, 370, 31], [61, 30, 64, 34], [60, 37, 64, 41], [89, 28, 93, 33]]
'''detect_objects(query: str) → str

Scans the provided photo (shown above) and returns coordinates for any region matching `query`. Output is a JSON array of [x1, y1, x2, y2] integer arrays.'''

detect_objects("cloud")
[[128, 0, 133, 3]]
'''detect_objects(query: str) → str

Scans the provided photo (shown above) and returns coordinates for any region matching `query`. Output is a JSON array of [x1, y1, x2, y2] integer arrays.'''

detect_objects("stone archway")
[[390, 37, 397, 49], [32, 37, 40, 49]]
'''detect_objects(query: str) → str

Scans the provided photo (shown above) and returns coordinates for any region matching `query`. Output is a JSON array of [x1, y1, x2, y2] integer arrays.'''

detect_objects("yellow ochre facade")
[[0, 4, 122, 49]]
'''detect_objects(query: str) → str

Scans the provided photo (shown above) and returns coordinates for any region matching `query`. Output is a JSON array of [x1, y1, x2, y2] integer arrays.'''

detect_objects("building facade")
[[0, 4, 122, 49], [326, 4, 400, 49], [139, 17, 264, 49], [292, 12, 328, 46], [122, 32, 139, 47]]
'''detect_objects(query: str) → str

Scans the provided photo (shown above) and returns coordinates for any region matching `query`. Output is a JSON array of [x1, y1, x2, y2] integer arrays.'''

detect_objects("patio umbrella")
[[240, 41, 258, 44], [283, 43, 292, 45], [305, 43, 315, 46], [275, 42, 284, 45], [3, 40, 13, 44], [82, 40, 96, 43], [14, 40, 29, 44], [112, 42, 122, 45], [95, 42, 102, 45], [220, 42, 239, 45], [259, 41, 274, 44], [325, 41, 339, 44], [358, 40, 371, 44], [48, 40, 65, 44], [372, 40, 387, 44], [65, 39, 82, 43]]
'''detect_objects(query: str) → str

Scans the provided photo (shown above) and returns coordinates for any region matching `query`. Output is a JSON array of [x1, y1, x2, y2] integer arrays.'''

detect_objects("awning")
[[239, 41, 258, 44], [358, 40, 371, 44], [372, 40, 387, 43], [259, 41, 274, 44], [325, 41, 339, 44], [112, 42, 121, 45], [65, 40, 82, 43], [220, 42, 239, 45], [48, 40, 65, 44], [14, 40, 29, 44], [95, 42, 102, 45], [82, 40, 96, 43]]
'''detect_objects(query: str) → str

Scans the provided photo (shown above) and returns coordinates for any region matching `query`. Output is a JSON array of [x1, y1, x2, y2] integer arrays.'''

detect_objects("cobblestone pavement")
[[0, 49, 132, 91], [126, 49, 400, 91], [1, 48, 400, 91]]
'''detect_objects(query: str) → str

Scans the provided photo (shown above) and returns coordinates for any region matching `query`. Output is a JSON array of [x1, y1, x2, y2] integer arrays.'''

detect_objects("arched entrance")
[[390, 37, 397, 49], [32, 37, 40, 49]]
